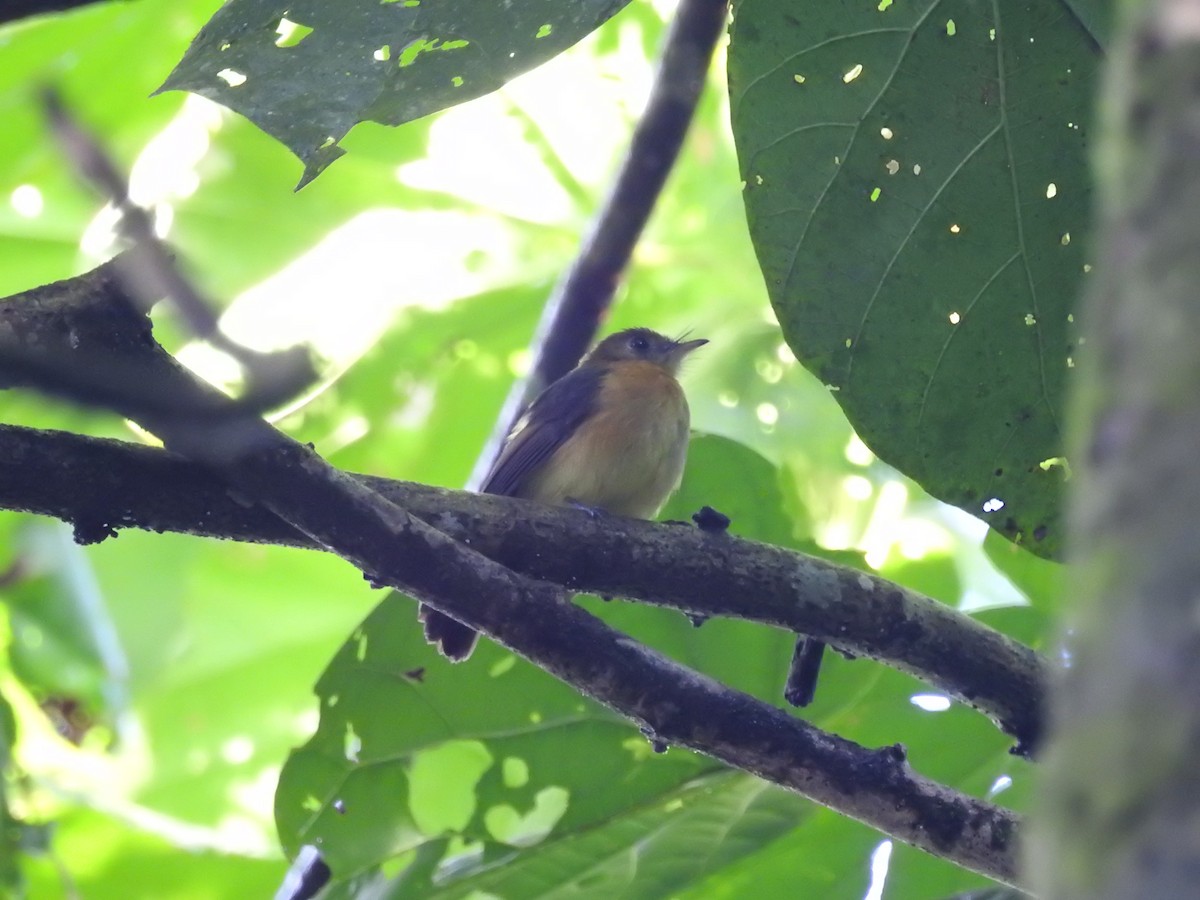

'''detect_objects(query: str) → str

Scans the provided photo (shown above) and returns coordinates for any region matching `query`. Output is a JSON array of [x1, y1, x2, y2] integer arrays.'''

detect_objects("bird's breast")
[[525, 362, 691, 518]]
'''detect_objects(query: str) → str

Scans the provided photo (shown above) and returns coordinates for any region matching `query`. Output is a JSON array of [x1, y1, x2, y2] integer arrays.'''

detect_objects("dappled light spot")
[[949, 223, 960, 233], [1083, 263, 1092, 272], [845, 434, 874, 466], [877, 0, 893, 10], [216, 68, 247, 87], [756, 402, 779, 426], [1039, 456, 1070, 475], [869, 186, 881, 201], [793, 73, 806, 84], [1061, 232, 1070, 246], [294, 707, 318, 738], [843, 475, 872, 501], [301, 794, 321, 812], [326, 693, 339, 707], [489, 655, 516, 677], [1067, 356, 1075, 368], [1024, 313, 1037, 325], [11, 184, 43, 218], [485, 786, 569, 846], [318, 135, 336, 149], [885, 159, 899, 175], [373, 45, 391, 61], [718, 389, 739, 408], [755, 174, 764, 185], [536, 23, 553, 39], [913, 163, 922, 175], [354, 630, 368, 661], [948, 311, 961, 324], [776, 342, 796, 364], [989, 27, 996, 40], [451, 75, 464, 87], [529, 710, 542, 724], [844, 337, 852, 348], [220, 735, 255, 764], [843, 63, 863, 83], [910, 693, 951, 712], [502, 757, 529, 788], [1045, 182, 1058, 199], [982, 497, 1005, 513], [945, 19, 956, 36], [864, 840, 893, 900], [344, 722, 362, 762], [989, 775, 1013, 797], [219, 41, 231, 51], [880, 126, 893, 139], [755, 358, 784, 383], [508, 348, 532, 376], [275, 17, 314, 48]]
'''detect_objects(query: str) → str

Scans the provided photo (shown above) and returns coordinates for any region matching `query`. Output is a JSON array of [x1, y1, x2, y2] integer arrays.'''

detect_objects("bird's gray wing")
[[482, 365, 605, 497]]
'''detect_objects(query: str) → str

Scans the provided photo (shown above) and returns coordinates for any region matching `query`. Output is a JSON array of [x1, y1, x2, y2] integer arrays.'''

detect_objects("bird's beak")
[[674, 338, 709, 356]]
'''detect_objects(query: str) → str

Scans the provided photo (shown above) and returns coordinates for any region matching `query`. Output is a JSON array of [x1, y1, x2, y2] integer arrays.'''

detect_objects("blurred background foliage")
[[0, 0, 1058, 897]]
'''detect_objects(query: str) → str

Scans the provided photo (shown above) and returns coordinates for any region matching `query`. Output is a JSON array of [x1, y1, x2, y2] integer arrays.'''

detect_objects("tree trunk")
[[1029, 1, 1200, 896]]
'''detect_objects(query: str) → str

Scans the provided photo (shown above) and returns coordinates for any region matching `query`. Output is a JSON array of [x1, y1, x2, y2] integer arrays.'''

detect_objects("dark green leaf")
[[160, 0, 633, 185], [729, 0, 1105, 559]]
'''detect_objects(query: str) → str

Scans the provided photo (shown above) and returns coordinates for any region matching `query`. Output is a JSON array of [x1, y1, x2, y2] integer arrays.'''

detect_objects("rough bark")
[[1027, 2, 1200, 895]]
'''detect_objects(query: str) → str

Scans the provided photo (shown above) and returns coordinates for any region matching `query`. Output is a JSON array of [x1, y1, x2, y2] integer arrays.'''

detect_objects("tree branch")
[[0, 421, 1045, 750], [0, 262, 1025, 887]]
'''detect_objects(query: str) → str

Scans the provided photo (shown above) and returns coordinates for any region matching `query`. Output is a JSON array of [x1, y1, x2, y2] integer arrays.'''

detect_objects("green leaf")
[[3, 522, 130, 727], [729, 0, 1104, 559], [417, 772, 813, 899], [160, 0, 633, 186], [274, 594, 714, 892]]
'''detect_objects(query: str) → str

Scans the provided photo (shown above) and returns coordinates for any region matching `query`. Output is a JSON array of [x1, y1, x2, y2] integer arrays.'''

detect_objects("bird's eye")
[[629, 335, 650, 352]]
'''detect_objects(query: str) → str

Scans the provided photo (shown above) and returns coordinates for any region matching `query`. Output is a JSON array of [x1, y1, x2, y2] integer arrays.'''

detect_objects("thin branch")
[[41, 90, 315, 411], [0, 422, 1046, 751], [0, 262, 1024, 887], [468, 0, 729, 486]]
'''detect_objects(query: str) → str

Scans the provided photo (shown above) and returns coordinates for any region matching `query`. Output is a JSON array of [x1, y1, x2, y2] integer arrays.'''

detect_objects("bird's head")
[[585, 328, 708, 375]]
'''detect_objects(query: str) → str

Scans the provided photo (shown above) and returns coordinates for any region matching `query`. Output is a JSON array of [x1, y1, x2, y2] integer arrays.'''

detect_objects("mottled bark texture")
[[1028, 2, 1200, 896]]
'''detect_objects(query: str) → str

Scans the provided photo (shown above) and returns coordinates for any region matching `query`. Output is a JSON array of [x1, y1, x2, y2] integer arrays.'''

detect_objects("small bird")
[[422, 327, 708, 661]]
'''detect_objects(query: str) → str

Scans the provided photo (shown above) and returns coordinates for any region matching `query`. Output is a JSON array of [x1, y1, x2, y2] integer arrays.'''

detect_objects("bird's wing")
[[482, 364, 605, 497]]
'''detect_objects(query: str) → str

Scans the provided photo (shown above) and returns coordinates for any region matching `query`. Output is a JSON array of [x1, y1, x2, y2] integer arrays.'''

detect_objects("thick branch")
[[0, 422, 1045, 750], [0, 263, 1024, 886]]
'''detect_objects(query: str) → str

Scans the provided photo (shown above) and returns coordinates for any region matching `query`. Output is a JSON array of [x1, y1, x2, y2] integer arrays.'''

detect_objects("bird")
[[421, 327, 708, 661]]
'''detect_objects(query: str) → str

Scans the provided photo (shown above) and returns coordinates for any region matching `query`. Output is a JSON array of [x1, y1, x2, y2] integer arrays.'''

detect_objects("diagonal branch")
[[0, 260, 1025, 887], [0, 421, 1046, 752]]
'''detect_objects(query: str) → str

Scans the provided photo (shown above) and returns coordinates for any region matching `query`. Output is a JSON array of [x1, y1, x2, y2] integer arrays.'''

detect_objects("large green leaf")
[[729, 0, 1108, 559], [160, 0, 633, 185]]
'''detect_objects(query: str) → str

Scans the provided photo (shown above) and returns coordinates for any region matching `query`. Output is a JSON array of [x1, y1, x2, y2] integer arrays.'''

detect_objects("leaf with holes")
[[159, 0, 631, 186], [729, 0, 1109, 559]]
